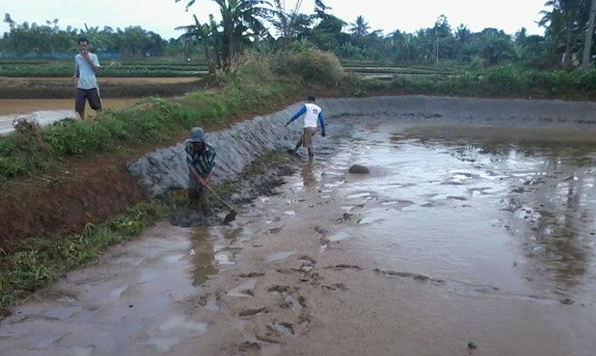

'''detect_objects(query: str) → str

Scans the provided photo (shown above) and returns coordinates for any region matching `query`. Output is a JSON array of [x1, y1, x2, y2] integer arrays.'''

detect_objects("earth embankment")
[[4, 95, 596, 244]]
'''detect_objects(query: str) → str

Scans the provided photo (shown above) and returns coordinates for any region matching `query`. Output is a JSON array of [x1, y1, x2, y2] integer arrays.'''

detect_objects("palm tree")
[[349, 15, 370, 38], [270, 0, 305, 50], [539, 0, 587, 67], [177, 0, 271, 71], [582, 0, 596, 68]]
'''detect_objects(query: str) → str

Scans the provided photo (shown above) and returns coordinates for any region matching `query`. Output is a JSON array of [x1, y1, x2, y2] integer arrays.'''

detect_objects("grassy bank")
[[0, 58, 208, 77], [0, 50, 342, 183], [0, 78, 205, 99], [0, 202, 163, 317], [356, 64, 596, 100], [0, 49, 342, 316], [0, 150, 288, 319]]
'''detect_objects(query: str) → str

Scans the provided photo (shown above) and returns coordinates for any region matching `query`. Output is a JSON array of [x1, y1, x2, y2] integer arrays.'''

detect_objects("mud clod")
[[349, 164, 370, 174]]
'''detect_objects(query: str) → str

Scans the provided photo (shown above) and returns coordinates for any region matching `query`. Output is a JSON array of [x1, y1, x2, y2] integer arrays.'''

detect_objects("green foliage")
[[0, 50, 334, 182], [5, 250, 55, 291], [43, 120, 113, 154], [0, 59, 207, 77], [0, 120, 57, 181], [273, 49, 344, 86], [0, 202, 163, 314], [356, 63, 596, 99]]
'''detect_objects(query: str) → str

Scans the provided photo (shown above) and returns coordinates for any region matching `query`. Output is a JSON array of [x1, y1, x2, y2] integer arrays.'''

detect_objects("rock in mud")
[[349, 164, 370, 174]]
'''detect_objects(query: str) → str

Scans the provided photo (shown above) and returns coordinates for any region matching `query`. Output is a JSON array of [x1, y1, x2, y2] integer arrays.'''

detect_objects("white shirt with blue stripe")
[[289, 103, 326, 130]]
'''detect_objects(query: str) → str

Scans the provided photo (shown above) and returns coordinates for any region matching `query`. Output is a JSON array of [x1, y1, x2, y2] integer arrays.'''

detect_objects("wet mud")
[[3, 96, 596, 355]]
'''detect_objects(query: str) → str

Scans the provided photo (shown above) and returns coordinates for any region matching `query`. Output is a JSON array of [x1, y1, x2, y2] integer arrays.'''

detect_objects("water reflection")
[[190, 228, 218, 286], [448, 138, 596, 297], [300, 163, 316, 188]]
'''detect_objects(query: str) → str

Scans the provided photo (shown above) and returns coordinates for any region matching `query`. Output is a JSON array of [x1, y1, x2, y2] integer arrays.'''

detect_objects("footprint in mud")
[[447, 196, 467, 201], [197, 292, 221, 310], [256, 328, 283, 344], [298, 312, 311, 329], [313, 225, 328, 235], [267, 227, 283, 234], [298, 255, 316, 266], [294, 256, 321, 284], [299, 272, 320, 284], [324, 264, 363, 271], [322, 283, 348, 291], [238, 341, 261, 352], [267, 285, 294, 294], [335, 212, 354, 224], [268, 321, 295, 336], [373, 268, 444, 284], [267, 285, 307, 310], [227, 279, 258, 298], [238, 307, 269, 318], [238, 272, 265, 278]]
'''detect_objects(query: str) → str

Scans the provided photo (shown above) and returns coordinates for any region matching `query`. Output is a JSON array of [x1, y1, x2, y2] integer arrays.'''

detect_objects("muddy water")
[[2, 112, 596, 355], [0, 98, 139, 135], [342, 122, 596, 303]]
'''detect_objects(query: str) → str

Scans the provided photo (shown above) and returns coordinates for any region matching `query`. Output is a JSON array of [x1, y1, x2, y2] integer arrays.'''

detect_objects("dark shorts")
[[75, 88, 102, 113]]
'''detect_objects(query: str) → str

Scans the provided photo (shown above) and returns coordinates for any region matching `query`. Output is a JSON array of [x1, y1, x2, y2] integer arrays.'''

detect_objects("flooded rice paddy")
[[1, 113, 596, 355], [0, 98, 139, 135]]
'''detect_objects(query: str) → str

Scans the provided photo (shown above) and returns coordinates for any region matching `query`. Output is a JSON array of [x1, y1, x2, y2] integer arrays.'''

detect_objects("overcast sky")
[[1, 0, 548, 40]]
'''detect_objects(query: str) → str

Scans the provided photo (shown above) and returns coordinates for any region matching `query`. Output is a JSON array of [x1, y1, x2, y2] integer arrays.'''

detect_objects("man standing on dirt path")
[[185, 127, 217, 216], [286, 95, 326, 161], [73, 37, 101, 120]]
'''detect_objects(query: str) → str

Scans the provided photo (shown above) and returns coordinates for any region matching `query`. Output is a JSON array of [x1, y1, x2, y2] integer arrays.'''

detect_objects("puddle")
[[346, 192, 371, 200], [146, 337, 181, 352], [214, 249, 238, 265], [266, 251, 296, 262], [342, 122, 596, 305], [227, 279, 258, 297], [0, 98, 139, 135], [190, 228, 219, 286], [70, 345, 95, 356], [327, 232, 349, 242]]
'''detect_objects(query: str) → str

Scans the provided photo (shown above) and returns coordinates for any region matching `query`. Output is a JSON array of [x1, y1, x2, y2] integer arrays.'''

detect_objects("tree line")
[[1, 14, 170, 57], [2, 0, 596, 71]]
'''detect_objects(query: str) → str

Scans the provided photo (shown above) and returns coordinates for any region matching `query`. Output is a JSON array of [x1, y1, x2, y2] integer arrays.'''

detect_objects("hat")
[[189, 127, 206, 143]]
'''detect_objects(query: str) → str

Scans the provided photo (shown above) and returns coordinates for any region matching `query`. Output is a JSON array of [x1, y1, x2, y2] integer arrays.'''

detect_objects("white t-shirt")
[[303, 103, 322, 128], [75, 53, 100, 89]]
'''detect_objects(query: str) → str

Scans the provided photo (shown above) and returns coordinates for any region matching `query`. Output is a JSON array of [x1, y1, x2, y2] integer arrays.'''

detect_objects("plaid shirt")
[[185, 140, 216, 178]]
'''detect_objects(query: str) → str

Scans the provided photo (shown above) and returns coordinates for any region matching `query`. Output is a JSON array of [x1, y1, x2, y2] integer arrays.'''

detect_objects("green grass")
[[0, 50, 337, 182], [0, 202, 163, 316], [0, 58, 208, 77], [346, 63, 596, 100], [0, 148, 291, 318]]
